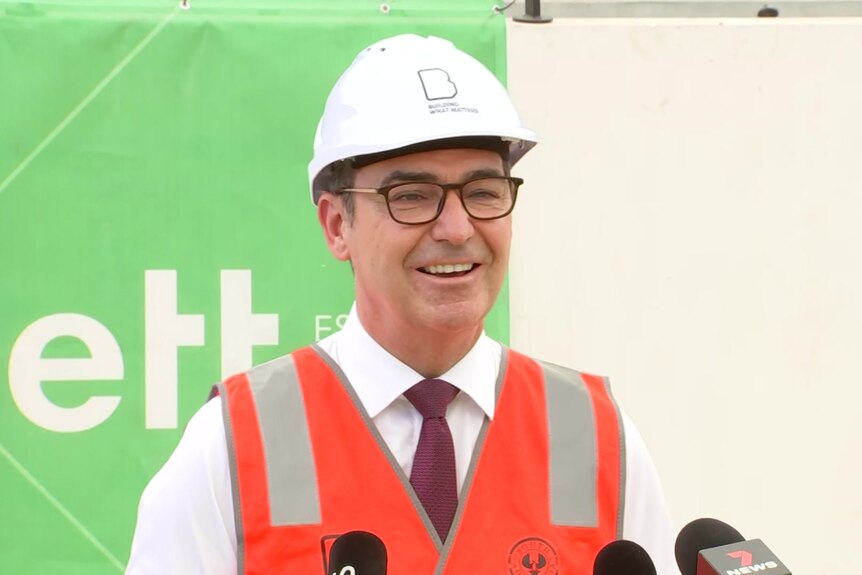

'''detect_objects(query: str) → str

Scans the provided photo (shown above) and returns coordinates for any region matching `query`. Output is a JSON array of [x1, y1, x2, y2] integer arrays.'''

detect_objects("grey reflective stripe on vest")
[[604, 374, 627, 538], [217, 380, 245, 575], [540, 361, 600, 527], [227, 355, 322, 527]]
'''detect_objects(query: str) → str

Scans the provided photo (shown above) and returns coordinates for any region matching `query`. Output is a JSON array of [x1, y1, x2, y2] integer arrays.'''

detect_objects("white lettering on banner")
[[315, 314, 348, 341], [6, 269, 345, 431], [144, 270, 205, 429], [8, 314, 123, 432], [220, 270, 279, 379]]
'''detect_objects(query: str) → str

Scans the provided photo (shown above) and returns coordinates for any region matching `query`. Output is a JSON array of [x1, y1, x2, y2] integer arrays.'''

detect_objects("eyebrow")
[[380, 167, 505, 187]]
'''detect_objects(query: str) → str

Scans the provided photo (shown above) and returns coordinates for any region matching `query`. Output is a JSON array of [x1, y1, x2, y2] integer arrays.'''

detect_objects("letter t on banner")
[[144, 270, 205, 429], [220, 269, 278, 379]]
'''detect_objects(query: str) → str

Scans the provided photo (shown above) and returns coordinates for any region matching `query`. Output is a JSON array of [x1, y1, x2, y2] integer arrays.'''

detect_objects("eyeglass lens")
[[387, 177, 515, 224]]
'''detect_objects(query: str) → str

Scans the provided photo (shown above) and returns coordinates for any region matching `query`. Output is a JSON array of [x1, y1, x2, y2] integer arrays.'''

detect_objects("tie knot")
[[404, 379, 459, 419]]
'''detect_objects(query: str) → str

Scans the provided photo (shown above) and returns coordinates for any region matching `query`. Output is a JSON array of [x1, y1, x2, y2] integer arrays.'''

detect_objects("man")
[[127, 34, 677, 574]]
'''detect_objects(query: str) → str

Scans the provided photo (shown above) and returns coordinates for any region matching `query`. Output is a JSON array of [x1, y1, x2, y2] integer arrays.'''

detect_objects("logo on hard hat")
[[418, 69, 458, 100], [417, 69, 479, 116]]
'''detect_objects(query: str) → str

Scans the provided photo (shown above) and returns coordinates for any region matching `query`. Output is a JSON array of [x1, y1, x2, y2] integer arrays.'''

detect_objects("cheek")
[[486, 224, 513, 264], [353, 227, 413, 279]]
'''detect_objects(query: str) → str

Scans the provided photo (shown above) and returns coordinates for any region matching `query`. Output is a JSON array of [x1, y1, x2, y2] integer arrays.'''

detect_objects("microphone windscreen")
[[328, 530, 387, 575], [593, 539, 657, 575], [675, 518, 745, 575]]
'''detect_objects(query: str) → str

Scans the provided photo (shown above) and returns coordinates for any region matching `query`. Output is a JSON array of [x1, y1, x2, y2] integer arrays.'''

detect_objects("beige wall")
[[507, 18, 862, 575]]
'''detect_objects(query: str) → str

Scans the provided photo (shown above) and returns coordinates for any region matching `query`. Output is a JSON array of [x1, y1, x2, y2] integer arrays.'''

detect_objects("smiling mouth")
[[418, 263, 477, 277]]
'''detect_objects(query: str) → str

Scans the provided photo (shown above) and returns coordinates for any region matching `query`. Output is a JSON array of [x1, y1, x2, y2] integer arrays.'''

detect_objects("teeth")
[[423, 263, 474, 274]]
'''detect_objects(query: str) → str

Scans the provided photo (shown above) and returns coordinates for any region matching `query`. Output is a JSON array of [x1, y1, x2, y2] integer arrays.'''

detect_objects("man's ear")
[[317, 193, 351, 261]]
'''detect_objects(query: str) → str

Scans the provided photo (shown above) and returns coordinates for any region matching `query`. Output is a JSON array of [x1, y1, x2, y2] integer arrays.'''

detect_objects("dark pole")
[[513, 0, 553, 23]]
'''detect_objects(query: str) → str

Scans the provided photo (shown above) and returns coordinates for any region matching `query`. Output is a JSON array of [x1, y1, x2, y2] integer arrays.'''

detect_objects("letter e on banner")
[[8, 314, 123, 432]]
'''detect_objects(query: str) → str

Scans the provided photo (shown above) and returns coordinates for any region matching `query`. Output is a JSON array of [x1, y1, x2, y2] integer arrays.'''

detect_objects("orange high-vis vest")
[[218, 346, 625, 574]]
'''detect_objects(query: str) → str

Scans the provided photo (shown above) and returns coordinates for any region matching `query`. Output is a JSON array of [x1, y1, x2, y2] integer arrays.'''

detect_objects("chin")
[[418, 302, 488, 335]]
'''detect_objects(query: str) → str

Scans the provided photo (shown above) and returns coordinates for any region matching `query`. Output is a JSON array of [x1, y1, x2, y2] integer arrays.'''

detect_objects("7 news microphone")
[[675, 518, 791, 575], [593, 539, 657, 575], [328, 531, 387, 575]]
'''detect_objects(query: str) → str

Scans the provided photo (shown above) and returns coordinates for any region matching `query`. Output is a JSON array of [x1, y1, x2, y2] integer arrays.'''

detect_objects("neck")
[[357, 309, 483, 378]]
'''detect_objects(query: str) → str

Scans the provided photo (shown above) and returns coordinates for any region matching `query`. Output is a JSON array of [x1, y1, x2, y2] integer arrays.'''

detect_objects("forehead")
[[353, 148, 506, 185]]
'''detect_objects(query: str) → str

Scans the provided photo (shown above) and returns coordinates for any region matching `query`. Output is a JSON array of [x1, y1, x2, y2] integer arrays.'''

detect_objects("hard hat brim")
[[310, 131, 537, 205]]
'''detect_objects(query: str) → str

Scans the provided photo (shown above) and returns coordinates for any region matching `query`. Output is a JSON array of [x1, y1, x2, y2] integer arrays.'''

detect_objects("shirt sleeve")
[[125, 398, 237, 575], [620, 411, 681, 575]]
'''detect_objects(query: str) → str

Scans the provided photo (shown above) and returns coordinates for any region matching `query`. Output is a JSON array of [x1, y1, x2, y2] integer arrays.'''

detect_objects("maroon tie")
[[404, 378, 460, 541]]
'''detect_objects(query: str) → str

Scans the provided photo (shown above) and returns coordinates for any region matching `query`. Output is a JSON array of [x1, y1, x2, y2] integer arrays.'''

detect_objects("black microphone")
[[327, 530, 387, 575], [675, 518, 791, 575], [593, 540, 657, 575]]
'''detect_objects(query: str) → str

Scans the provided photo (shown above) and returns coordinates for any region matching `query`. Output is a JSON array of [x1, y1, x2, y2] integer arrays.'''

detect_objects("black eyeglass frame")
[[334, 176, 524, 225]]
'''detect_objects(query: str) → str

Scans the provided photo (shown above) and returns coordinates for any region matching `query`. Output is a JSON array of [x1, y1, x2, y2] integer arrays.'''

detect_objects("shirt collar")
[[325, 304, 499, 419]]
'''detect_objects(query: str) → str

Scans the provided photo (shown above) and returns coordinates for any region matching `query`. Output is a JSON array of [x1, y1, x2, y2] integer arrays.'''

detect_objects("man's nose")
[[429, 189, 474, 245]]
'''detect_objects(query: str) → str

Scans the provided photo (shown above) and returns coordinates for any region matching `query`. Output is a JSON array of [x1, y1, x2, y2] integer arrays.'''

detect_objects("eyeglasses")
[[335, 176, 523, 225]]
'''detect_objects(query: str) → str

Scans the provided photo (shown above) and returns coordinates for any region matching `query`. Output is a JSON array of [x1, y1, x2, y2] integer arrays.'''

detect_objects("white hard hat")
[[308, 34, 538, 204]]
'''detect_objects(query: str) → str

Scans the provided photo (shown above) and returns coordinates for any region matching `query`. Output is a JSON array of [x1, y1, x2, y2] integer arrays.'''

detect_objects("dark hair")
[[319, 140, 514, 222], [319, 160, 356, 220]]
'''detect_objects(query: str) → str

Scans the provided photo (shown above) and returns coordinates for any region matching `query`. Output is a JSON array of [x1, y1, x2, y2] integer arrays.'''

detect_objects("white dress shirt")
[[126, 305, 679, 574]]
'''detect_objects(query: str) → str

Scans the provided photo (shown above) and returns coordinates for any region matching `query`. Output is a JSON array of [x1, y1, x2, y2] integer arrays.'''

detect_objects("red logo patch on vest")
[[507, 537, 559, 575]]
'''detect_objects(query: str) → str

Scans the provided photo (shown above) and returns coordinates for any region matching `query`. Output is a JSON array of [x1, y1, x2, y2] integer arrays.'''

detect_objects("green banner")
[[0, 2, 508, 573]]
